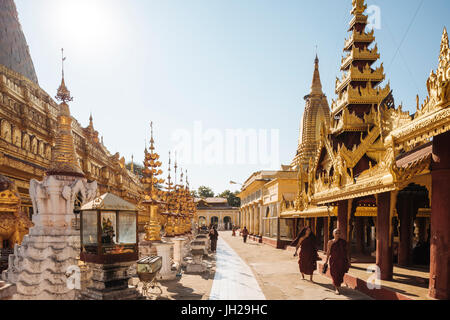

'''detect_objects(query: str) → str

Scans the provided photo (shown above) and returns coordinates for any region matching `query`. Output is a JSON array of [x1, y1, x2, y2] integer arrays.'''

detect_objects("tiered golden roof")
[[332, 0, 389, 118]]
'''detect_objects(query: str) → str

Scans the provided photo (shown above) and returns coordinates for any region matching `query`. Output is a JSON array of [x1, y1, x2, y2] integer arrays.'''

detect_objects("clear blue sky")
[[15, 0, 449, 194]]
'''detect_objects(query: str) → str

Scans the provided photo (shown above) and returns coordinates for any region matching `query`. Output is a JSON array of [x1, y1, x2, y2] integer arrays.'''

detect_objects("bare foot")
[[335, 288, 341, 295]]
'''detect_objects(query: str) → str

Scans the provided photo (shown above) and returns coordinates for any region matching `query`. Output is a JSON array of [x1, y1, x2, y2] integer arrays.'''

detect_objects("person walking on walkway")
[[242, 227, 249, 243], [292, 227, 319, 282], [209, 226, 219, 252], [325, 228, 349, 295]]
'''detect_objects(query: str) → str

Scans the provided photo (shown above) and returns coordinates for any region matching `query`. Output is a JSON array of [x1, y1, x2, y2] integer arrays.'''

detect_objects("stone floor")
[[209, 237, 266, 300], [150, 253, 217, 300], [134, 231, 371, 300], [215, 232, 371, 300]]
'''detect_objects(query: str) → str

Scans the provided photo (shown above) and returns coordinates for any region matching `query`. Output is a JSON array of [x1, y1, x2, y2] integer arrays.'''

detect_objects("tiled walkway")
[[209, 237, 266, 300]]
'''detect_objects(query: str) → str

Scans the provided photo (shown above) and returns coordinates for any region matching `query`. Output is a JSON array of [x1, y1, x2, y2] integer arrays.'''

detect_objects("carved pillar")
[[376, 192, 393, 281], [398, 195, 413, 266], [249, 206, 254, 235], [429, 131, 450, 299], [258, 205, 263, 237], [254, 204, 260, 236]]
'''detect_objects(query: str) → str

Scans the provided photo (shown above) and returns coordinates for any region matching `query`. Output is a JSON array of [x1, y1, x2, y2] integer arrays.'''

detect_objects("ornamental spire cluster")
[[141, 122, 165, 202]]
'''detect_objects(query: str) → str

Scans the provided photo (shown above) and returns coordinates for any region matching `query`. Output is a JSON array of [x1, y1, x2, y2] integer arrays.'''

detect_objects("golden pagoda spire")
[[310, 54, 323, 96], [48, 50, 84, 177], [131, 155, 134, 174], [89, 113, 94, 128]]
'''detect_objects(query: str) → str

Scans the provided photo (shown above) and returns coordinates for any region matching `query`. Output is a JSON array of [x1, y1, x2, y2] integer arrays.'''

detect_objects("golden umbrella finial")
[[55, 48, 73, 104], [48, 50, 84, 177]]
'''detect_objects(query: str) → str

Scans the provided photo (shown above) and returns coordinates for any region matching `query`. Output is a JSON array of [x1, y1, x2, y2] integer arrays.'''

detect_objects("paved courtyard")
[[209, 237, 266, 300], [154, 231, 371, 300], [217, 231, 371, 300]]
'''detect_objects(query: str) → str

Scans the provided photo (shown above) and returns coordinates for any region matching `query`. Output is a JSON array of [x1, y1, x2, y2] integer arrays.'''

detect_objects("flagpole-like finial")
[[55, 48, 73, 103], [174, 151, 178, 185], [61, 48, 65, 79]]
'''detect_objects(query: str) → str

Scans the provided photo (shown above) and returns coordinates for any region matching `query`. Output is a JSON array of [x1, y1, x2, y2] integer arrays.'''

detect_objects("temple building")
[[281, 0, 450, 300], [0, 0, 142, 252], [238, 169, 298, 247], [196, 197, 239, 231]]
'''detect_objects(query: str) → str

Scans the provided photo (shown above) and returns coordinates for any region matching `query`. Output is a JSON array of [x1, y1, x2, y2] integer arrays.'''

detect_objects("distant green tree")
[[191, 190, 199, 198], [126, 162, 144, 179], [197, 186, 215, 198], [218, 190, 241, 207]]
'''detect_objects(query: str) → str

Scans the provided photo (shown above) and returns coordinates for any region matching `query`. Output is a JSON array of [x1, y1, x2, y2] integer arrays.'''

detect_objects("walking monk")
[[325, 229, 349, 295], [292, 227, 319, 282], [209, 226, 219, 252], [242, 227, 249, 243]]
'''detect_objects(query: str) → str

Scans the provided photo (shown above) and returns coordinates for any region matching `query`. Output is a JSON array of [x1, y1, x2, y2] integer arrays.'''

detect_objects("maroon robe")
[[298, 236, 319, 276], [329, 238, 349, 287]]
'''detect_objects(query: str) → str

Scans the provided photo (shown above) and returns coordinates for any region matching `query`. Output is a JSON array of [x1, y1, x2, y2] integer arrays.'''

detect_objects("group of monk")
[[292, 227, 349, 295]]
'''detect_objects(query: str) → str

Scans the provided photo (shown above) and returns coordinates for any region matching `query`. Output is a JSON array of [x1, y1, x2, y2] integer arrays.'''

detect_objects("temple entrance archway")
[[223, 216, 232, 230], [211, 216, 219, 227]]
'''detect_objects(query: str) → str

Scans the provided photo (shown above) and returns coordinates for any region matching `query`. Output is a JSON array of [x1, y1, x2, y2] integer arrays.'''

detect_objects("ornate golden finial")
[[149, 121, 155, 151], [55, 48, 73, 104], [180, 167, 184, 186], [351, 0, 367, 15], [48, 51, 84, 177], [89, 113, 93, 127], [310, 54, 323, 96], [185, 169, 190, 190], [131, 155, 134, 173], [174, 151, 178, 185], [440, 27, 449, 64], [167, 151, 172, 188]]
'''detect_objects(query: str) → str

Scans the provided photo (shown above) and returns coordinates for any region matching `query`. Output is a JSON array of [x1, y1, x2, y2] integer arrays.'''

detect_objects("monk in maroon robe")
[[292, 227, 319, 282], [326, 229, 349, 294]]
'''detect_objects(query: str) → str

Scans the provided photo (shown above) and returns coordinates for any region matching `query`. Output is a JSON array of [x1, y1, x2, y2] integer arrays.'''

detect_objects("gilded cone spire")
[[310, 54, 323, 96], [48, 52, 84, 177]]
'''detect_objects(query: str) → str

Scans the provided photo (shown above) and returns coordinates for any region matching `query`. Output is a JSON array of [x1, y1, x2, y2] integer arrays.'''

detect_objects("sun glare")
[[52, 0, 118, 48]]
